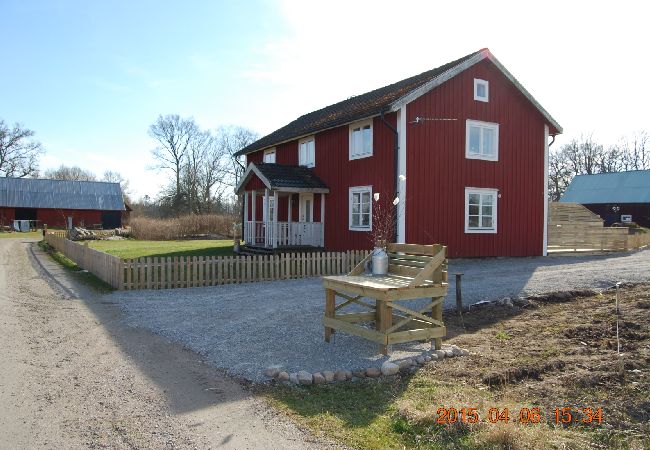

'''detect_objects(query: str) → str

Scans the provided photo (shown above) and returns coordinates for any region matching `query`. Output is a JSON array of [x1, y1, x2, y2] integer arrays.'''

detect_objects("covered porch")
[[236, 163, 330, 250]]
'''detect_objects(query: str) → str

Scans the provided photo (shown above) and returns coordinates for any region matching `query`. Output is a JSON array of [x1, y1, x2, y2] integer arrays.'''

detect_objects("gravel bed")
[[110, 248, 650, 381]]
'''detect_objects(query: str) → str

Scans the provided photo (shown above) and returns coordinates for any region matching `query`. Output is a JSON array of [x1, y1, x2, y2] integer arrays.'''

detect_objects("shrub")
[[130, 214, 237, 240]]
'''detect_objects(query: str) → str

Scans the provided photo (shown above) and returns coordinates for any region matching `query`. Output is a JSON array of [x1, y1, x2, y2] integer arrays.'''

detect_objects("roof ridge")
[[235, 49, 484, 156]]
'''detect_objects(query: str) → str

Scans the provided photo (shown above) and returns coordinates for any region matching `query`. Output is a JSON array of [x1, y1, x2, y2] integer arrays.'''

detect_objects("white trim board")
[[390, 49, 563, 134], [543, 124, 549, 256]]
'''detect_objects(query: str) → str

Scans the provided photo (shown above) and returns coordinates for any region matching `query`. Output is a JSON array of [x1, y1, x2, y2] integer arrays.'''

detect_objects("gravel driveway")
[[110, 248, 650, 381]]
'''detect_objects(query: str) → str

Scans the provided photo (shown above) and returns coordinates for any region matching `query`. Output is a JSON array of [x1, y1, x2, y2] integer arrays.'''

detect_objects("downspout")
[[548, 135, 556, 147], [380, 109, 399, 243]]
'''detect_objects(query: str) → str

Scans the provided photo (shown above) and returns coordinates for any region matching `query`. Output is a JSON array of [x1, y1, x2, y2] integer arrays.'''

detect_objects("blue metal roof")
[[0, 177, 125, 211], [560, 170, 650, 204]]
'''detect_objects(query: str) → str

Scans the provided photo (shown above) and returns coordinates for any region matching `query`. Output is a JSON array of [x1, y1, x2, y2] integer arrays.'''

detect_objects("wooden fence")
[[45, 232, 123, 288], [548, 203, 650, 252], [44, 233, 368, 290]]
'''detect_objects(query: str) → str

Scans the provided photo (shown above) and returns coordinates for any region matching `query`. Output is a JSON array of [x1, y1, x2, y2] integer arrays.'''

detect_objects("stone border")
[[263, 344, 470, 386]]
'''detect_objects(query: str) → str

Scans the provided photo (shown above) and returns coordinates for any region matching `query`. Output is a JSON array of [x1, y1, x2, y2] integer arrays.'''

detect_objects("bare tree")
[[44, 165, 96, 181], [102, 170, 132, 204], [0, 119, 45, 177], [620, 131, 649, 170], [149, 114, 200, 213], [214, 126, 259, 189]]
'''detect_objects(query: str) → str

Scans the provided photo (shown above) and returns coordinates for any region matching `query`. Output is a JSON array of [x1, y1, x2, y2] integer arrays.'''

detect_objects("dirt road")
[[0, 238, 321, 449]]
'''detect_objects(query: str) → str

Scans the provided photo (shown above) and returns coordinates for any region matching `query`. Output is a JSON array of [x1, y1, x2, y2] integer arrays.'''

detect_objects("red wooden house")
[[235, 48, 562, 257]]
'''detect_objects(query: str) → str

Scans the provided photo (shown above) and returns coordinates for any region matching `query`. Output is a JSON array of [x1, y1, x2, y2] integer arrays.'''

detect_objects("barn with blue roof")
[[560, 170, 650, 226], [0, 177, 127, 229]]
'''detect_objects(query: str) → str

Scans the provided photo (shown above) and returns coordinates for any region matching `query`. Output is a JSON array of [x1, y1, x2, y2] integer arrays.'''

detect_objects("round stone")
[[297, 371, 313, 385], [381, 361, 399, 376]]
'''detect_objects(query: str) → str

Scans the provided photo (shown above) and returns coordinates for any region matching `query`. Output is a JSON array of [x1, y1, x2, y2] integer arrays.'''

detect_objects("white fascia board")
[[389, 50, 563, 134], [234, 163, 273, 195]]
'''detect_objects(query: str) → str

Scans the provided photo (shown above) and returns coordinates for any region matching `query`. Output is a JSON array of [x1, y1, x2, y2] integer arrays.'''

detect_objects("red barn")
[[235, 48, 562, 257], [0, 177, 127, 229]]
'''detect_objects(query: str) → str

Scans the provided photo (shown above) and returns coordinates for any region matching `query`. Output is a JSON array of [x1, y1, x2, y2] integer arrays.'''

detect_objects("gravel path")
[[110, 248, 650, 382], [1, 238, 320, 449]]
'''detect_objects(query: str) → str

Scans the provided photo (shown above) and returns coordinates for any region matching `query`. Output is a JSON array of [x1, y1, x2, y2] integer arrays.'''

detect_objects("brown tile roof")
[[235, 49, 483, 156]]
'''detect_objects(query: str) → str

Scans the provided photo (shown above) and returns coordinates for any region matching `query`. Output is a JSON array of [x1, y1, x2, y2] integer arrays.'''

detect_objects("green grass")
[[86, 238, 235, 259], [38, 241, 114, 293], [0, 230, 43, 239]]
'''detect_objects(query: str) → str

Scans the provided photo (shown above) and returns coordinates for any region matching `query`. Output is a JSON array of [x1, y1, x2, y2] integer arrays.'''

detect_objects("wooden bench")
[[322, 243, 448, 355]]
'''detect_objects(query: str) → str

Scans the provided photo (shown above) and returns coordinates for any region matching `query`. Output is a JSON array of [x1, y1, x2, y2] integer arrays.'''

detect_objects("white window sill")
[[466, 153, 498, 162], [465, 228, 497, 234], [349, 152, 373, 161], [349, 226, 371, 232]]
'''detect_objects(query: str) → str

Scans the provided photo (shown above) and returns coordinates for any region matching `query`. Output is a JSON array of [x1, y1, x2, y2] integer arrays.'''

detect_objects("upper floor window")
[[466, 120, 499, 161], [349, 186, 372, 230], [349, 119, 373, 160], [263, 148, 276, 163], [474, 78, 489, 102], [465, 187, 497, 233], [298, 136, 315, 167]]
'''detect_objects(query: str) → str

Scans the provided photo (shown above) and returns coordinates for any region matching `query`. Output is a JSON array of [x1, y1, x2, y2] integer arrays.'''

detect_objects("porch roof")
[[236, 163, 330, 194]]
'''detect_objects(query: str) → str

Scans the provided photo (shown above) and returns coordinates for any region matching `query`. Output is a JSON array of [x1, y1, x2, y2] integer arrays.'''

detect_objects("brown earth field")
[[263, 284, 650, 449]]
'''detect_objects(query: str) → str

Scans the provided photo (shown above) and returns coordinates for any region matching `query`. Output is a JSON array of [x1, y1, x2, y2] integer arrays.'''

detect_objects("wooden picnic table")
[[322, 243, 448, 355]]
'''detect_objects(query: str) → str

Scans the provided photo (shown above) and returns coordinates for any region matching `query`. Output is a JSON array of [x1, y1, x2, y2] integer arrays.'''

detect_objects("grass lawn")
[[0, 231, 43, 239], [87, 238, 235, 259], [261, 285, 650, 450]]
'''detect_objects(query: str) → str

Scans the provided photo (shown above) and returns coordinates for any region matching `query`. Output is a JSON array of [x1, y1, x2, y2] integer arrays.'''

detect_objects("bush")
[[130, 214, 237, 240]]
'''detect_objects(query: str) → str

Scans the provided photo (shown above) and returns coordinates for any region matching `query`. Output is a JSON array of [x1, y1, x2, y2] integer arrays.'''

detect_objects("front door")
[[299, 193, 314, 222]]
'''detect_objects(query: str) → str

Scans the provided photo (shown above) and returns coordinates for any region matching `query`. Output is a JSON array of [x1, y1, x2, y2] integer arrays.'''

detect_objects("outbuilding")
[[560, 170, 650, 227], [0, 177, 127, 230]]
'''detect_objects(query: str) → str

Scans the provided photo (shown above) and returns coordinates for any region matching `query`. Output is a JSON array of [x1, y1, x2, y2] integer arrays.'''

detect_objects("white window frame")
[[474, 78, 489, 102], [263, 147, 276, 163], [466, 119, 499, 161], [465, 187, 498, 234], [298, 136, 316, 168], [348, 185, 372, 231], [349, 119, 373, 160]]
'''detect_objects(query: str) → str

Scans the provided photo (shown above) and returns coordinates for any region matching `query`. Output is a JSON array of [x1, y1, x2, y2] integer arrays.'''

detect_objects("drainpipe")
[[380, 109, 400, 242], [549, 135, 556, 147]]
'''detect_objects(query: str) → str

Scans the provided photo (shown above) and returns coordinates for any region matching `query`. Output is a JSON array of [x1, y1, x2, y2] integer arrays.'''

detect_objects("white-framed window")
[[474, 78, 489, 102], [349, 119, 373, 160], [349, 186, 372, 230], [263, 148, 276, 163], [466, 119, 499, 161], [298, 136, 315, 167], [465, 187, 498, 233]]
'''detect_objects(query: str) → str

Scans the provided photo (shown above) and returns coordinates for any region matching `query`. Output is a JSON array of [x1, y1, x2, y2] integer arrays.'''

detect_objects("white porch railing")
[[244, 221, 323, 248]]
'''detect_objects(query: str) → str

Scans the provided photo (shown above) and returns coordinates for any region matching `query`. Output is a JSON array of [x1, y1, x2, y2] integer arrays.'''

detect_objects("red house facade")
[[235, 49, 562, 257]]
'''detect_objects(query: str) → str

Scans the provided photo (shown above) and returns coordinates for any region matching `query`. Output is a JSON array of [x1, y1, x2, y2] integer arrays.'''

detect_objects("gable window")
[[298, 136, 315, 167], [263, 148, 276, 163], [466, 120, 499, 161], [474, 78, 489, 102], [349, 186, 372, 230], [465, 187, 497, 233], [349, 119, 373, 160]]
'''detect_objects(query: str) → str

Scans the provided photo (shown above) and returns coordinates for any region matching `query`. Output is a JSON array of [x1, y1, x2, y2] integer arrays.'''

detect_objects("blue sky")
[[2, 1, 649, 198]]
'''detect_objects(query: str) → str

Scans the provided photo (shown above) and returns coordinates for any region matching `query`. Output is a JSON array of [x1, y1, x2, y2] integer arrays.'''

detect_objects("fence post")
[[455, 273, 464, 315]]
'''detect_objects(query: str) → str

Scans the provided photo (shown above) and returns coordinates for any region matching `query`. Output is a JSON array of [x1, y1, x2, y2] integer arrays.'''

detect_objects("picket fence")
[[44, 233, 368, 290]]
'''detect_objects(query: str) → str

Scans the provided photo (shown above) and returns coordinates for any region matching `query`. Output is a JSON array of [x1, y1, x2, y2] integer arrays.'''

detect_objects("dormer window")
[[263, 148, 276, 163], [474, 79, 489, 102]]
